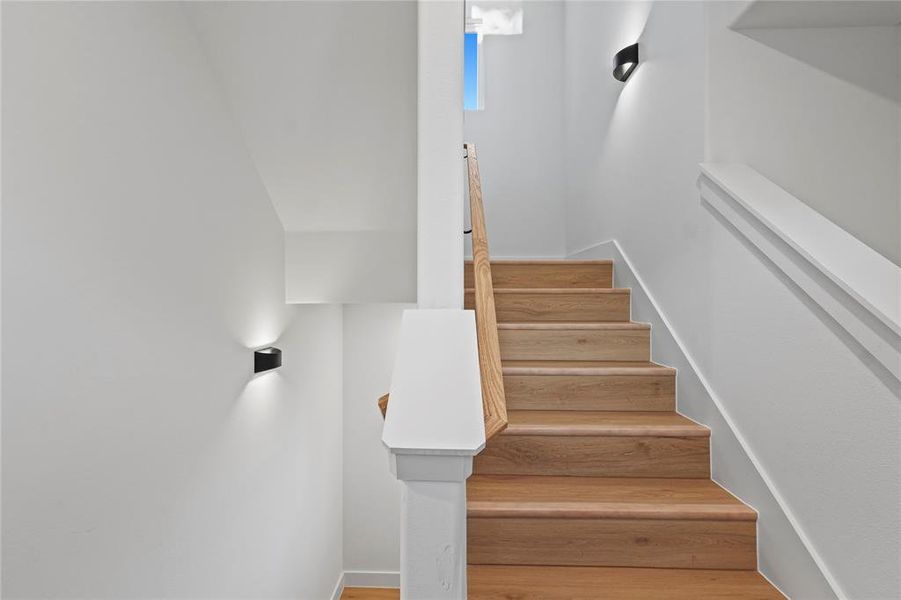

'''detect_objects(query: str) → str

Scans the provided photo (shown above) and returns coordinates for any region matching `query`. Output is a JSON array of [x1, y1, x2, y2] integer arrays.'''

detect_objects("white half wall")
[[464, 0, 567, 259], [563, 1, 900, 598], [1, 3, 343, 597]]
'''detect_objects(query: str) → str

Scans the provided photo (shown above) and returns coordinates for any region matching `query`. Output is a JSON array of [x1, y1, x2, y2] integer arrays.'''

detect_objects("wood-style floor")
[[340, 588, 398, 600], [341, 565, 783, 599]]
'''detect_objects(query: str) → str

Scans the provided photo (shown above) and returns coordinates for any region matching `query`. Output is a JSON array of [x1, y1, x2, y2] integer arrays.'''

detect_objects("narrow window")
[[464, 32, 482, 111]]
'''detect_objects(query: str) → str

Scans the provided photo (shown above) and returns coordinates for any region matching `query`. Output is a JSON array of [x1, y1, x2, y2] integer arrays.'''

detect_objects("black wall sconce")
[[254, 347, 282, 373], [613, 43, 639, 82]]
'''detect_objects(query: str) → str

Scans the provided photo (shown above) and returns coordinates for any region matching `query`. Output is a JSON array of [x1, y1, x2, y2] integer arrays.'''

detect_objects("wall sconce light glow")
[[254, 347, 282, 373], [613, 43, 639, 82]]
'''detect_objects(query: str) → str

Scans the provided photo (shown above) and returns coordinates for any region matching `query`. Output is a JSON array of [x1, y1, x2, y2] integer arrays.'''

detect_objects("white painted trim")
[[569, 239, 844, 600], [699, 163, 900, 381], [382, 309, 485, 456], [701, 163, 900, 333], [329, 571, 401, 600], [329, 572, 345, 600], [343, 571, 401, 589]]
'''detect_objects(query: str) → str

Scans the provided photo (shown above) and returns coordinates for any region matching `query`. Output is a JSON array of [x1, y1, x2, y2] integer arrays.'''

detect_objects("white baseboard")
[[329, 572, 345, 600], [344, 571, 400, 588], [569, 239, 841, 600], [331, 571, 400, 599]]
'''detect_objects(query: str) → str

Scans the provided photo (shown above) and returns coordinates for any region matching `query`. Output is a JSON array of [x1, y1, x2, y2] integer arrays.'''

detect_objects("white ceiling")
[[733, 0, 901, 29]]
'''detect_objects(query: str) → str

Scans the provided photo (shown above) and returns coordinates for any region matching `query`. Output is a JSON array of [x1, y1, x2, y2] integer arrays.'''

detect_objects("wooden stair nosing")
[[497, 321, 650, 330], [466, 287, 629, 295], [502, 360, 674, 377], [503, 410, 709, 438], [467, 475, 754, 520], [467, 502, 755, 521], [465, 259, 614, 266], [467, 474, 757, 520]]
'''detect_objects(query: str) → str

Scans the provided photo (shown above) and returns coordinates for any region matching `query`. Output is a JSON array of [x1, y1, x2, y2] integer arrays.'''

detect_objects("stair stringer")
[[568, 239, 840, 600]]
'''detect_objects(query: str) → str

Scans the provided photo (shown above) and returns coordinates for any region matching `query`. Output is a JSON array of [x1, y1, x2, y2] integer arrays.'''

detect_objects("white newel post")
[[395, 458, 472, 599], [383, 310, 485, 599]]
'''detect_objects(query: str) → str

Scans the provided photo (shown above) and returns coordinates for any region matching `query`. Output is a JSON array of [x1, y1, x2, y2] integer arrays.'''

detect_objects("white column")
[[417, 0, 465, 309]]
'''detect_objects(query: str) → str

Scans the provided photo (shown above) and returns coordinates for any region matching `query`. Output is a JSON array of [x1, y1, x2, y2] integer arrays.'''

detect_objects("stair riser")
[[468, 517, 757, 570], [465, 263, 613, 289], [505, 374, 675, 411], [499, 328, 650, 361], [466, 291, 630, 322], [474, 435, 710, 478], [468, 565, 786, 599]]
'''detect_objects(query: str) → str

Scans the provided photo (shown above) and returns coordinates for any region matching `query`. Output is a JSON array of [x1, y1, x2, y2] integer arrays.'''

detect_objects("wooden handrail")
[[464, 143, 507, 440], [377, 144, 508, 442]]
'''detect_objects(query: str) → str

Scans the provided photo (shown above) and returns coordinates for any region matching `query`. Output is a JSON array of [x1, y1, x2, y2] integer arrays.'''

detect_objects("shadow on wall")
[[700, 195, 901, 397], [736, 25, 901, 104]]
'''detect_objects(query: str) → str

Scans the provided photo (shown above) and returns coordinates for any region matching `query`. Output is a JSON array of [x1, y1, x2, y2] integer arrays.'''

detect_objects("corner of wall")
[[329, 572, 345, 600]]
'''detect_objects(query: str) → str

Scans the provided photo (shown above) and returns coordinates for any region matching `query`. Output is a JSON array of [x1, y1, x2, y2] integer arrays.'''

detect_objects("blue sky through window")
[[464, 32, 479, 110]]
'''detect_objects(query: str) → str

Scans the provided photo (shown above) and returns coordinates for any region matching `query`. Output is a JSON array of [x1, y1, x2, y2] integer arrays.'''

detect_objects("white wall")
[[708, 2, 901, 266], [418, 0, 466, 309], [341, 304, 409, 577], [1, 3, 343, 598], [563, 1, 900, 598], [188, 1, 418, 304], [464, 1, 566, 258]]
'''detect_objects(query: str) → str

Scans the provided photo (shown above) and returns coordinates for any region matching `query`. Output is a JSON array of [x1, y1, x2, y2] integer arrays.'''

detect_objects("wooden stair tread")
[[467, 287, 629, 294], [468, 475, 756, 520], [504, 410, 708, 437], [468, 565, 785, 599], [503, 359, 673, 376], [498, 321, 650, 330], [465, 259, 614, 265]]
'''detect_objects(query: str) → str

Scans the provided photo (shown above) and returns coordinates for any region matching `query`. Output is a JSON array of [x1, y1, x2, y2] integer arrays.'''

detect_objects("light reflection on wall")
[[239, 305, 288, 351], [235, 367, 285, 429]]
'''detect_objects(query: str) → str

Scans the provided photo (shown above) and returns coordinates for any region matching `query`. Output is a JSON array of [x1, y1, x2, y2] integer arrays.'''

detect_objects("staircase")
[[363, 144, 786, 599], [461, 259, 785, 598]]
